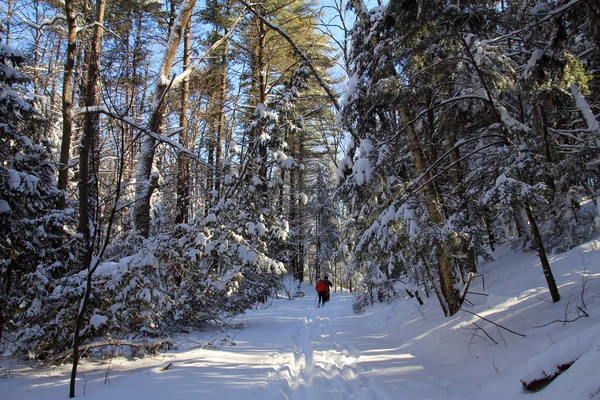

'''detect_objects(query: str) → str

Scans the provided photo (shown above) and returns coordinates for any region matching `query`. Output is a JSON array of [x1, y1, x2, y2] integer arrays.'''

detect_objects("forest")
[[1, 0, 599, 395]]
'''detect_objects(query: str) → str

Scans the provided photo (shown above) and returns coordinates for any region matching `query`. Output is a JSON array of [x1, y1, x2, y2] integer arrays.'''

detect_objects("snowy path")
[[1, 291, 474, 400], [2, 292, 421, 400], [263, 295, 392, 400], [4, 240, 600, 400]]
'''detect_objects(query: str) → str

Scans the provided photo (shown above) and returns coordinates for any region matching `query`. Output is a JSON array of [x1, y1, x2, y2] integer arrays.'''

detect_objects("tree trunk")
[[175, 22, 191, 225], [421, 254, 449, 317], [531, 100, 557, 194], [256, 19, 269, 200], [484, 214, 496, 252], [525, 203, 561, 303], [289, 166, 299, 280], [214, 35, 229, 196], [133, 0, 197, 237], [70, 0, 105, 395], [400, 105, 461, 316], [57, 0, 78, 207]]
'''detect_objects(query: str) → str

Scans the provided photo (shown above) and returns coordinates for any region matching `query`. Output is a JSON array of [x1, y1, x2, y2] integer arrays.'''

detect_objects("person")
[[315, 277, 328, 307], [322, 275, 333, 302]]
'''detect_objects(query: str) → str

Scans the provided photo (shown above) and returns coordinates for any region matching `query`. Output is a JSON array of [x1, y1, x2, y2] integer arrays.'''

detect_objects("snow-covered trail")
[[4, 240, 600, 400], [262, 294, 392, 400], [2, 291, 453, 400]]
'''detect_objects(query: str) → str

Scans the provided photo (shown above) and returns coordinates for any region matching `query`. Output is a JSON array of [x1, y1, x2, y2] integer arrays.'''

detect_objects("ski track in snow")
[[265, 298, 392, 400]]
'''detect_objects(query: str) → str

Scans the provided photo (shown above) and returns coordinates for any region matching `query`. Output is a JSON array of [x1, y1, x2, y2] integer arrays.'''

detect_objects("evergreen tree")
[[0, 40, 76, 348]]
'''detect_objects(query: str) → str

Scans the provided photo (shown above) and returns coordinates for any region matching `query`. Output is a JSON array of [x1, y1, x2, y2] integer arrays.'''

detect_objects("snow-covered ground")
[[2, 238, 600, 400]]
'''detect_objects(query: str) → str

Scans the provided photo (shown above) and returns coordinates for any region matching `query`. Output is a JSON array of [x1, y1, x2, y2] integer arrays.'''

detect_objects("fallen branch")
[[406, 288, 424, 305], [533, 314, 588, 328], [460, 309, 526, 337], [473, 322, 498, 345], [159, 363, 173, 372], [459, 273, 485, 305]]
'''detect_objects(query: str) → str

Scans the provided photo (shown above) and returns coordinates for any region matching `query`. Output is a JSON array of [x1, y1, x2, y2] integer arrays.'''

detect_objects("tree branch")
[[461, 309, 526, 337], [237, 0, 340, 111]]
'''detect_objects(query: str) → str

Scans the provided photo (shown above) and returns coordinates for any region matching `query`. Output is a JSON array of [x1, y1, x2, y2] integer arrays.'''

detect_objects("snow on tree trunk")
[[133, 0, 197, 237]]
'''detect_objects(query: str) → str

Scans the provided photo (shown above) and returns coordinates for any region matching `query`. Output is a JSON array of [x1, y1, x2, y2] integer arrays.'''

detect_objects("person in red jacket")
[[315, 276, 333, 307]]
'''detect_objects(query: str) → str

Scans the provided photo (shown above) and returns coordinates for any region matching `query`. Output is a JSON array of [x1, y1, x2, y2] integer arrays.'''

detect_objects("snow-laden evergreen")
[[338, 0, 599, 315]]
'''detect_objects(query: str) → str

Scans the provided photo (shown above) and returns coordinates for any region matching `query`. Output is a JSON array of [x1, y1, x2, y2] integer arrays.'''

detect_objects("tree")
[[69, 0, 107, 395], [339, 0, 600, 315], [56, 0, 79, 207], [133, 0, 197, 237], [0, 36, 75, 350]]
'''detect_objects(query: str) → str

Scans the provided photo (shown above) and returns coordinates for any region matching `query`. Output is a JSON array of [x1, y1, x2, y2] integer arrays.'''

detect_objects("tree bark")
[[175, 22, 191, 225], [214, 35, 229, 196], [133, 0, 197, 237], [256, 18, 269, 199], [69, 1, 105, 395], [57, 0, 78, 207], [524, 203, 561, 303], [400, 106, 461, 316]]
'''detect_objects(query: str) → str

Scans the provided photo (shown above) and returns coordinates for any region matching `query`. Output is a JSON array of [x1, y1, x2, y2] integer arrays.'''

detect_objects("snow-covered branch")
[[73, 105, 213, 169], [171, 13, 243, 89]]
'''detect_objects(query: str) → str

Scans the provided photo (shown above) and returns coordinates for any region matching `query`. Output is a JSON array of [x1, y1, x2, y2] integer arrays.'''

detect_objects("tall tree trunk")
[[525, 203, 561, 303], [69, 0, 105, 396], [315, 215, 321, 278], [297, 131, 306, 283], [531, 100, 557, 193], [256, 19, 268, 199], [484, 213, 496, 252], [400, 105, 461, 316], [57, 0, 78, 207], [421, 254, 449, 316], [133, 0, 197, 237], [214, 36, 229, 196], [4, 0, 13, 45], [176, 22, 191, 224], [289, 165, 299, 280]]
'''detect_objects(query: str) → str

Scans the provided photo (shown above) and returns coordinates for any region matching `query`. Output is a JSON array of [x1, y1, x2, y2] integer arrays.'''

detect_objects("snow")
[[521, 323, 599, 385], [3, 238, 600, 400], [89, 315, 108, 329], [570, 83, 600, 132], [523, 49, 544, 79], [352, 157, 371, 185], [359, 138, 373, 156], [0, 199, 10, 213], [340, 73, 360, 109], [7, 169, 20, 190], [531, 2, 550, 15], [381, 205, 396, 227], [299, 192, 308, 205], [496, 105, 531, 133]]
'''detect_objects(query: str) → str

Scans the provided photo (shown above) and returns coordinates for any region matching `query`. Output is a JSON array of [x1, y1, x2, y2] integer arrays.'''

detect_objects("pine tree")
[[0, 40, 76, 347]]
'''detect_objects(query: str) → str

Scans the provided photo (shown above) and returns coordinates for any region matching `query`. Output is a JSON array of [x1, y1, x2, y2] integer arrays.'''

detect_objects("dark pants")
[[318, 291, 328, 306]]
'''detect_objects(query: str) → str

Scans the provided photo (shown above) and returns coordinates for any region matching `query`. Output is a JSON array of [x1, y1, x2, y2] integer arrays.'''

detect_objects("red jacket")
[[315, 280, 328, 293]]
